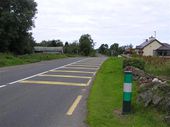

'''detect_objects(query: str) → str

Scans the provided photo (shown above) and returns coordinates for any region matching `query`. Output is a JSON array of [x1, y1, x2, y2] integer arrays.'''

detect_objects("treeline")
[[35, 34, 95, 56], [98, 43, 133, 56], [35, 40, 64, 47], [0, 0, 95, 56]]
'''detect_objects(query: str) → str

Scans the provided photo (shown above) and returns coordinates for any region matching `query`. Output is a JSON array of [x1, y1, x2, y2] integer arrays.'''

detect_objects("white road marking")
[[8, 58, 89, 85], [86, 79, 92, 86], [93, 72, 96, 76], [0, 85, 7, 88], [8, 71, 49, 85]]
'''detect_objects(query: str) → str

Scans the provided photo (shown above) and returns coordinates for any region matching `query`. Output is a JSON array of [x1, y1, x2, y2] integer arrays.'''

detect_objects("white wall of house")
[[143, 40, 162, 56]]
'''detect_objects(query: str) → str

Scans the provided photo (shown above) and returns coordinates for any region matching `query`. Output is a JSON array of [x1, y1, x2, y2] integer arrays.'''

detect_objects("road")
[[0, 57, 107, 127]]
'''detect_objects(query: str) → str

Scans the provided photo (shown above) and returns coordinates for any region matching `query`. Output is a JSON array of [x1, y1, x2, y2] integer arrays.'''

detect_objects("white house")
[[136, 37, 170, 56]]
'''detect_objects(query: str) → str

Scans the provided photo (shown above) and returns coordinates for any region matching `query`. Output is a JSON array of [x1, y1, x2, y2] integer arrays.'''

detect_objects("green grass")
[[0, 53, 76, 67], [87, 57, 168, 127]]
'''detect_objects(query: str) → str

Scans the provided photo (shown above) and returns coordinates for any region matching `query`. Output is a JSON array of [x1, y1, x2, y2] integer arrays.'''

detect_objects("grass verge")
[[0, 53, 76, 67], [87, 57, 168, 127]]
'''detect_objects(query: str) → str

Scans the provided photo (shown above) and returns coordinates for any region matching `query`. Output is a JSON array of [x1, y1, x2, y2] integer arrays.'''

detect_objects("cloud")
[[33, 0, 170, 48]]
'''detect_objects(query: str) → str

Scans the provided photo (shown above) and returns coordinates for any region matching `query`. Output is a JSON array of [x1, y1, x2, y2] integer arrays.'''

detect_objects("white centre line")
[[0, 85, 7, 88], [8, 58, 90, 85]]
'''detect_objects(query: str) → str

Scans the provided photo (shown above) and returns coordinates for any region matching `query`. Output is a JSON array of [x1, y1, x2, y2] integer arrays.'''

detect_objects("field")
[[87, 57, 168, 127], [0, 53, 75, 67]]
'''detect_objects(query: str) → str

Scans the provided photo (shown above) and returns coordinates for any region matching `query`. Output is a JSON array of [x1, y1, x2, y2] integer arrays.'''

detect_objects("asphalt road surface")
[[0, 57, 107, 127]]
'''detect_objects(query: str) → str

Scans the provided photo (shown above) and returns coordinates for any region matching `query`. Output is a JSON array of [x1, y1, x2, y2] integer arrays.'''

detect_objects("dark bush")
[[123, 58, 145, 70]]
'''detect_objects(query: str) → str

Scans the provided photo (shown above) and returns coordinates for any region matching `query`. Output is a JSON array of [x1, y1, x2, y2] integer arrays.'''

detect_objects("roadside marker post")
[[122, 71, 133, 114]]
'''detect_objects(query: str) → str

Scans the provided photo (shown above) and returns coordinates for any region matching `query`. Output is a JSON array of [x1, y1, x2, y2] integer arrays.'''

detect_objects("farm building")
[[34, 47, 63, 54], [136, 37, 170, 56]]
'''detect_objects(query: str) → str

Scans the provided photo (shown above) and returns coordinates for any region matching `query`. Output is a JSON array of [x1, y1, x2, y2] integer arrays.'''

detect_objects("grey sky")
[[32, 0, 170, 48]]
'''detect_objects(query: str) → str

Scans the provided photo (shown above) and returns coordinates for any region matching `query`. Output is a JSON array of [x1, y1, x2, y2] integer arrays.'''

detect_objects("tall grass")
[[0, 53, 71, 67], [143, 56, 170, 77]]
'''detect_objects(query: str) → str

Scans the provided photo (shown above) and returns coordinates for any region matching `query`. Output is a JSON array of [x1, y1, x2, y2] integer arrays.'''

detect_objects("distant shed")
[[34, 47, 63, 54]]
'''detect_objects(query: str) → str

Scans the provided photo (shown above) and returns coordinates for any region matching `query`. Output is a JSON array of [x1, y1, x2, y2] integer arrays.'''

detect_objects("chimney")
[[149, 36, 155, 40]]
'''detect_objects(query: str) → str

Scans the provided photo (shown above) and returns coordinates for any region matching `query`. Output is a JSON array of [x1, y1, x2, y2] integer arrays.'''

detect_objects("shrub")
[[0, 60, 6, 67], [123, 58, 145, 70], [90, 50, 96, 57]]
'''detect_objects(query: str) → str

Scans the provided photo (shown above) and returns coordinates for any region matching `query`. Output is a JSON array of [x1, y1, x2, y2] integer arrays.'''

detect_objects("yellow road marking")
[[39, 74, 91, 79], [74, 64, 101, 66], [64, 67, 98, 70], [19, 80, 87, 87], [67, 65, 99, 68], [50, 70, 94, 74], [66, 95, 82, 116]]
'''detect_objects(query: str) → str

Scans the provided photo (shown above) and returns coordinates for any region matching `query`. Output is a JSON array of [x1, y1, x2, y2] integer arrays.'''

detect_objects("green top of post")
[[124, 71, 132, 83]]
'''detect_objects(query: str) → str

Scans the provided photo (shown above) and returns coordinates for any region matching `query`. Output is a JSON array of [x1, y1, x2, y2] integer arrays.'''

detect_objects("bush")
[[123, 58, 145, 70], [0, 60, 6, 67], [89, 50, 96, 57]]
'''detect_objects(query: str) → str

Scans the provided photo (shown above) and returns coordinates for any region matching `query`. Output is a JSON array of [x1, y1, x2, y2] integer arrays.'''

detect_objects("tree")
[[69, 41, 79, 54], [40, 40, 48, 46], [65, 42, 69, 47], [50, 40, 57, 47], [110, 43, 119, 56], [124, 44, 134, 54], [98, 44, 109, 55], [64, 41, 79, 54], [64, 42, 69, 54], [0, 0, 37, 54], [55, 40, 63, 47], [37, 39, 64, 47], [118, 46, 126, 54], [79, 34, 94, 56]]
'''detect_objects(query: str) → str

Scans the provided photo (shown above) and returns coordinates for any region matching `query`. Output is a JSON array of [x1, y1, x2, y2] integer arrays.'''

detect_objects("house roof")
[[136, 37, 162, 49], [156, 43, 170, 51], [34, 46, 63, 52]]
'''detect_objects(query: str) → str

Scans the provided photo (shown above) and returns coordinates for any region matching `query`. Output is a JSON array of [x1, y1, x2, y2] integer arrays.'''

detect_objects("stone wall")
[[124, 66, 170, 125]]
